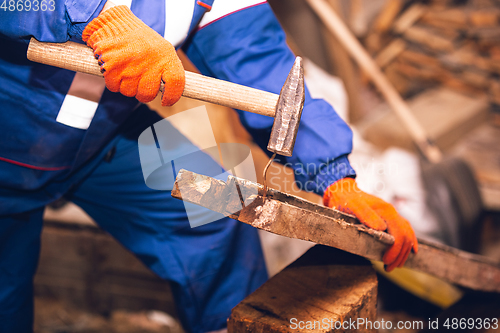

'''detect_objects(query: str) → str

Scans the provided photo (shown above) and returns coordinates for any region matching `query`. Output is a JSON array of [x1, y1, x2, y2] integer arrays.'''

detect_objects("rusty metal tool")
[[26, 38, 305, 158], [261, 57, 304, 195], [172, 169, 500, 293]]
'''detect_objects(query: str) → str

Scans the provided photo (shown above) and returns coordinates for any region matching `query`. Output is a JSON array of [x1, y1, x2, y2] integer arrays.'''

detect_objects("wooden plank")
[[391, 60, 442, 82], [399, 49, 442, 68], [365, 0, 404, 54], [467, 26, 500, 46], [420, 7, 468, 29], [227, 245, 377, 333], [375, 38, 406, 68], [470, 0, 496, 8], [403, 25, 456, 53], [440, 45, 493, 73], [440, 73, 487, 96], [469, 8, 500, 27], [392, 3, 427, 34], [348, 0, 367, 37], [373, 0, 404, 33], [172, 169, 500, 293], [419, 18, 458, 32]]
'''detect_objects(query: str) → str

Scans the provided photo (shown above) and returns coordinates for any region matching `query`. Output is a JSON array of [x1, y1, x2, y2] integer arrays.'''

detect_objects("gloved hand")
[[323, 177, 418, 272], [82, 5, 185, 106]]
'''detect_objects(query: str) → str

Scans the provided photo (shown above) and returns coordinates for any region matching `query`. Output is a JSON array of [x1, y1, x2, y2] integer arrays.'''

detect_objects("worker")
[[0, 1, 418, 332]]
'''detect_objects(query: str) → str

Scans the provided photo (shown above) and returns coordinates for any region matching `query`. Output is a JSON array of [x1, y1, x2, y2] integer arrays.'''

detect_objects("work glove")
[[82, 5, 185, 106], [323, 177, 418, 272]]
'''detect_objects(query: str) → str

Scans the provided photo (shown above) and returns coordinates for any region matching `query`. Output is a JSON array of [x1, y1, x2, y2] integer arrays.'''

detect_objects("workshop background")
[[35, 0, 500, 332]]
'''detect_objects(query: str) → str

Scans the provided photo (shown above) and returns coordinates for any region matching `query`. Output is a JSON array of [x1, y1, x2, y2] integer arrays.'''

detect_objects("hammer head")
[[267, 57, 305, 157]]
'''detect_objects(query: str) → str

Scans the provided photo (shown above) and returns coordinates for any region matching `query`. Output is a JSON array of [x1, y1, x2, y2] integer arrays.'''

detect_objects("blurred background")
[[36, 0, 500, 332]]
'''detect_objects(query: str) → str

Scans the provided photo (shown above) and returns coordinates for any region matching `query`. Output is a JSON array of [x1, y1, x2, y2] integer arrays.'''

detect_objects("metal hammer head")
[[267, 57, 305, 157]]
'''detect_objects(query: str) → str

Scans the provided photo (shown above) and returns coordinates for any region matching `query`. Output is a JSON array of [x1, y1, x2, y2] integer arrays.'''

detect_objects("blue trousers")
[[0, 109, 267, 333]]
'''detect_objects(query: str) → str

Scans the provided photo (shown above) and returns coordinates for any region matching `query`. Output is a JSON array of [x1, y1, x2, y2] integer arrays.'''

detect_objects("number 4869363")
[[1, 0, 56, 11]]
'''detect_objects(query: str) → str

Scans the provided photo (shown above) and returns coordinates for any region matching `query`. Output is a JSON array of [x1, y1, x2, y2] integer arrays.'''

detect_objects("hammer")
[[26, 38, 305, 158]]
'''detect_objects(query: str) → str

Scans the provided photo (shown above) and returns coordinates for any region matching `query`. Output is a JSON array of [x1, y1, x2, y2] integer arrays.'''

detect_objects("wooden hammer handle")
[[306, 0, 442, 163], [27, 38, 278, 118]]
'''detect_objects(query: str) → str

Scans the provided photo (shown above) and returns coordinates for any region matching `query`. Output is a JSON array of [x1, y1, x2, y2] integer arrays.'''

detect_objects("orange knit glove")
[[323, 178, 418, 272], [82, 5, 185, 106]]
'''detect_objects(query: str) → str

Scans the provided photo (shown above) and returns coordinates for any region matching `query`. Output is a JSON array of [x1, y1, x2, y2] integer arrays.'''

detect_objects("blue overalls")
[[0, 1, 355, 331]]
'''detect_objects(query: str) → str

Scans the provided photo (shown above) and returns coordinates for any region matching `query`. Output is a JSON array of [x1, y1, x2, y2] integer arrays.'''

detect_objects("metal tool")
[[172, 169, 500, 294], [261, 57, 304, 197], [266, 56, 304, 157], [26, 38, 305, 160]]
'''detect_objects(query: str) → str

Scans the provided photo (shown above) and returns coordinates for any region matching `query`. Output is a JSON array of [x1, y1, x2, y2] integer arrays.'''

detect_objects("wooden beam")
[[227, 245, 378, 333], [322, 0, 365, 123], [172, 169, 500, 293], [375, 38, 406, 68], [365, 0, 404, 54], [403, 26, 455, 53], [373, 0, 404, 34], [392, 4, 427, 34]]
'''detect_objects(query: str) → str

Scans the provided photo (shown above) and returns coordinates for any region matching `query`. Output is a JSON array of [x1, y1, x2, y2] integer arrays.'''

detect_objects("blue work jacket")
[[0, 0, 355, 214]]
